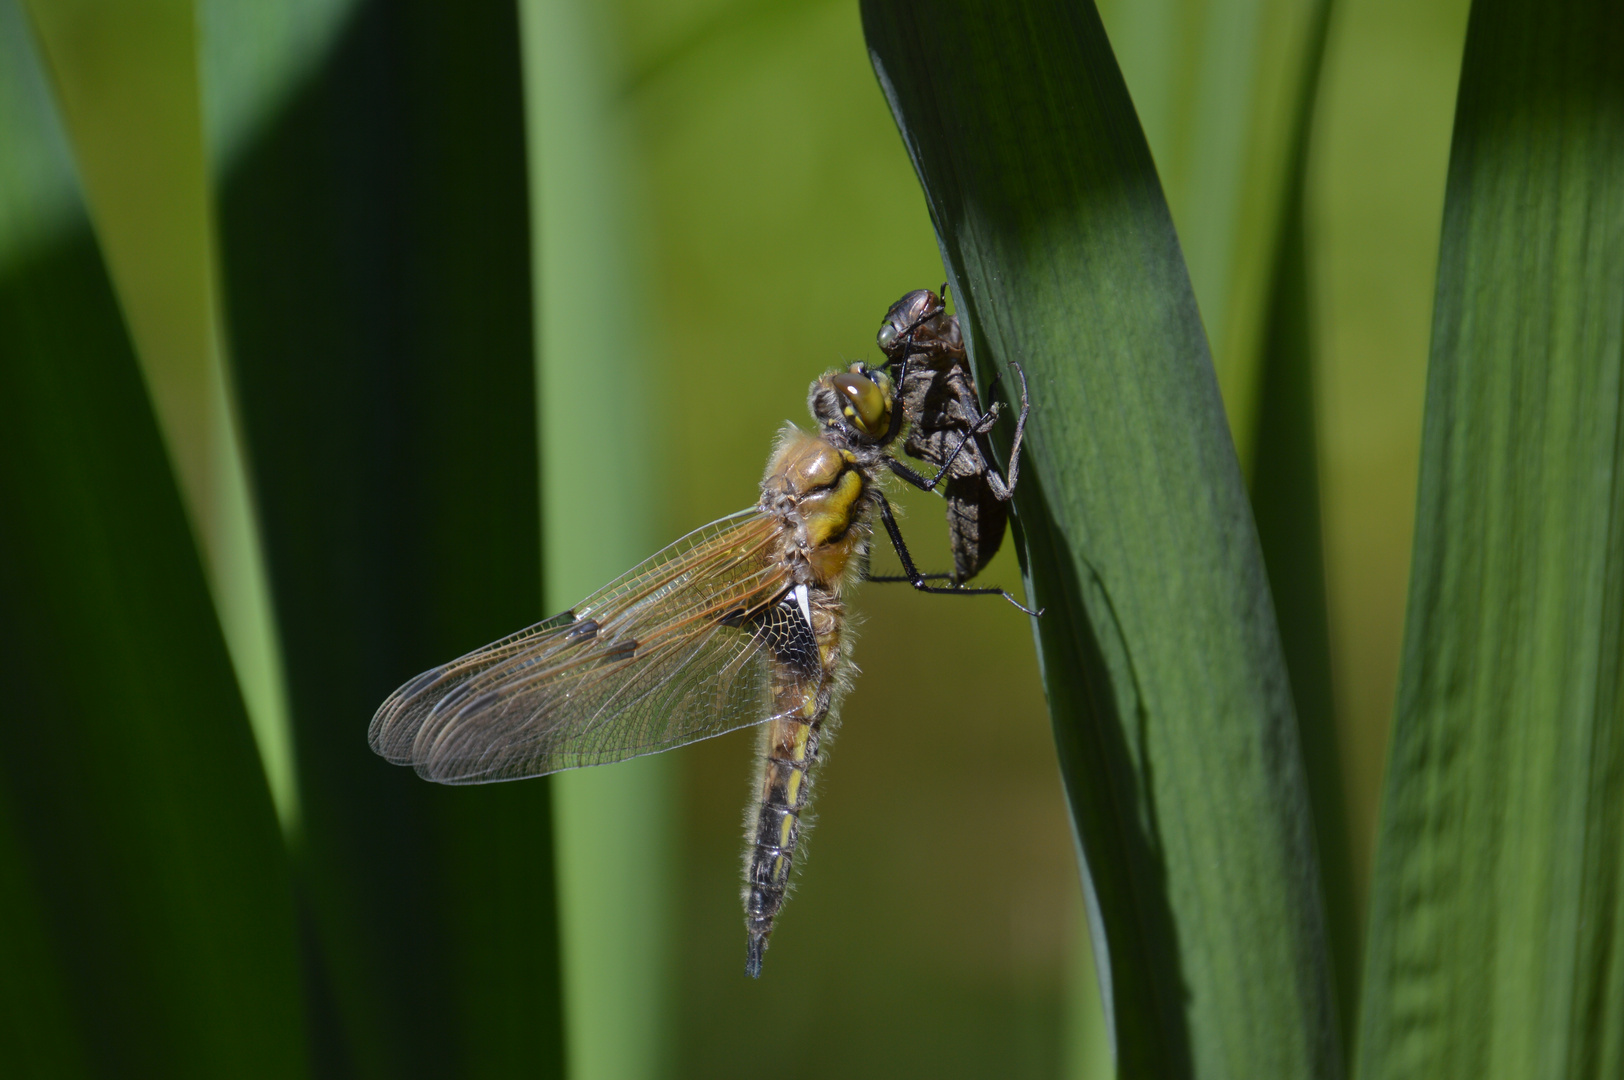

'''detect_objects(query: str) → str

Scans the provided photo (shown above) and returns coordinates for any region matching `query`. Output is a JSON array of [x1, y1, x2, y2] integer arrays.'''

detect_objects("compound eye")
[[877, 319, 900, 351], [831, 372, 890, 438]]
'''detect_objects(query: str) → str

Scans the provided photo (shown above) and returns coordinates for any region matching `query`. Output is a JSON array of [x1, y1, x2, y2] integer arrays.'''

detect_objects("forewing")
[[368, 509, 806, 783]]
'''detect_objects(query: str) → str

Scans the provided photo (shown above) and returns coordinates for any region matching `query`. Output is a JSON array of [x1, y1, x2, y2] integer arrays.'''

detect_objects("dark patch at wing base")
[[745, 592, 820, 678]]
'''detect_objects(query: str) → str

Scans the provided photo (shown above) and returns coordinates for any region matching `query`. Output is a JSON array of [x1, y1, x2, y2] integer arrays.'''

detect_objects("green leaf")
[[520, 3, 672, 1077], [1245, 0, 1356, 1042], [0, 3, 306, 1074], [199, 0, 564, 1074], [24, 0, 299, 833], [1106, 0, 1354, 1041], [1356, 2, 1624, 1077], [861, 2, 1341, 1077], [1096, 0, 1327, 454]]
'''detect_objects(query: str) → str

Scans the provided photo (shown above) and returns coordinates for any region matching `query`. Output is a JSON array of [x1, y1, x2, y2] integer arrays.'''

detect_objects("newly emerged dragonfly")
[[875, 286, 1029, 583], [371, 357, 1035, 976]]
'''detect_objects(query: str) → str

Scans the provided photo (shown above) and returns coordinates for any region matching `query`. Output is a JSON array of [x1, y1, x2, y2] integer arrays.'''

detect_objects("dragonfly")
[[370, 355, 1036, 977], [874, 286, 1030, 584]]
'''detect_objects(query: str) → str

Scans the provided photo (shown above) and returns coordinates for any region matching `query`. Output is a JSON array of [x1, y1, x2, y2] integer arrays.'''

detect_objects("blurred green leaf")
[[1245, 0, 1354, 1043], [1064, 914, 1113, 1079], [0, 3, 306, 1074], [199, 0, 563, 1075], [1096, 0, 1326, 452], [861, 2, 1340, 1077], [24, 0, 299, 833], [1356, 2, 1624, 1077], [521, 2, 671, 1078]]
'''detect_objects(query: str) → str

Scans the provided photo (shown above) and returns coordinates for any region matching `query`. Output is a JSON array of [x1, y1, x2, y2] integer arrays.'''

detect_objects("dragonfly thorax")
[[761, 426, 873, 594]]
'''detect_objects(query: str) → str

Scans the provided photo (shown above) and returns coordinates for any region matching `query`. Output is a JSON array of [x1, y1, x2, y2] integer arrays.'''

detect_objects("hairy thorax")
[[759, 425, 873, 593]]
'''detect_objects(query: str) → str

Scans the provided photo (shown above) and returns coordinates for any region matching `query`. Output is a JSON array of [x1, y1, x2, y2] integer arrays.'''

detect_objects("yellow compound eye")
[[831, 371, 890, 438]]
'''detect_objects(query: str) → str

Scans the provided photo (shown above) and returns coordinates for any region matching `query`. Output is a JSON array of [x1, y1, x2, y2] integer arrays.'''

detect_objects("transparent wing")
[[369, 508, 809, 784]]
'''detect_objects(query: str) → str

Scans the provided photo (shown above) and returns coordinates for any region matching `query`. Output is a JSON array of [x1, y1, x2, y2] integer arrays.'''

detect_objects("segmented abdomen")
[[742, 601, 845, 977]]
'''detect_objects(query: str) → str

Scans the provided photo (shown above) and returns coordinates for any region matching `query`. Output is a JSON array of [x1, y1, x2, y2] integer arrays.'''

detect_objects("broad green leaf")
[[861, 2, 1340, 1076], [1104, 0, 1353, 1039], [0, 3, 306, 1074], [1356, 2, 1624, 1077], [199, 0, 564, 1074], [520, 2, 671, 1077]]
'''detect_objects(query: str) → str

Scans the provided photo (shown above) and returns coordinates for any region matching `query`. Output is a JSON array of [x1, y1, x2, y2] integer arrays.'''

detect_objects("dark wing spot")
[[602, 638, 638, 662], [565, 618, 599, 643], [745, 591, 821, 678]]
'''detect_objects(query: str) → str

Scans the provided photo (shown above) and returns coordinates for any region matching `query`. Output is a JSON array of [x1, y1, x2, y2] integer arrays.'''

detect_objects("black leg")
[[854, 539, 947, 586], [884, 401, 1002, 493], [871, 493, 1043, 616], [883, 455, 943, 493]]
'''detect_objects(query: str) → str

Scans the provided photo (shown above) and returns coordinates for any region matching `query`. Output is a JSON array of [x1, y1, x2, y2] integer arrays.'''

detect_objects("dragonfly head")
[[811, 362, 899, 447]]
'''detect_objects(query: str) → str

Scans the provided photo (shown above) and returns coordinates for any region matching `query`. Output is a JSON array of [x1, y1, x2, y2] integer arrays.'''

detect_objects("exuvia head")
[[876, 288, 945, 360], [876, 285, 962, 371], [810, 362, 900, 446]]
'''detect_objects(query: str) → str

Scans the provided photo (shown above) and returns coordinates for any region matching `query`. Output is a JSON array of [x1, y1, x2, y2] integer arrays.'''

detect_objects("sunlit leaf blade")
[[0, 4, 306, 1074], [199, 0, 563, 1074], [861, 2, 1341, 1076], [1356, 2, 1624, 1077]]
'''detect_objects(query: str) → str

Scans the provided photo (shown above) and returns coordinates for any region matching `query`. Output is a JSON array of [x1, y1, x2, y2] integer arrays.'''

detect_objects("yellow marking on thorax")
[[786, 768, 804, 806], [779, 813, 795, 847], [804, 469, 864, 547]]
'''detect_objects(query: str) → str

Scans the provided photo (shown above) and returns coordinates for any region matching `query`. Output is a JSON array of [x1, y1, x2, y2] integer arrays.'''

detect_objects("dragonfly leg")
[[871, 493, 1042, 616], [884, 406, 998, 494]]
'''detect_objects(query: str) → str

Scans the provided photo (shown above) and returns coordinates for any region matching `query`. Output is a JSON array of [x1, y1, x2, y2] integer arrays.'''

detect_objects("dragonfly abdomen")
[[742, 602, 847, 977]]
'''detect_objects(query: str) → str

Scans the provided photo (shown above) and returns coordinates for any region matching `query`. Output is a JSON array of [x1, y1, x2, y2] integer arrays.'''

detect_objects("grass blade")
[[861, 2, 1341, 1076], [200, 0, 564, 1073], [0, 4, 306, 1072], [1356, 2, 1624, 1076]]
